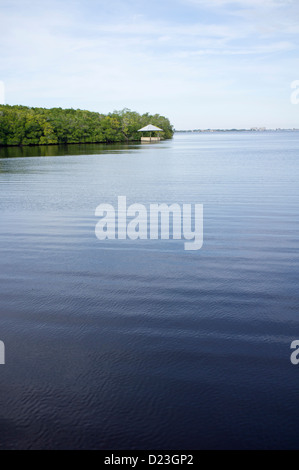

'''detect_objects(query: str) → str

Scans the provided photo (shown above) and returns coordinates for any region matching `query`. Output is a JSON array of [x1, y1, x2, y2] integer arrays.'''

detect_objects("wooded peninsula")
[[0, 105, 174, 146]]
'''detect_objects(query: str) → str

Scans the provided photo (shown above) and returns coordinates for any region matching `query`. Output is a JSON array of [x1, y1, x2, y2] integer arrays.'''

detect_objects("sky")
[[0, 0, 299, 129]]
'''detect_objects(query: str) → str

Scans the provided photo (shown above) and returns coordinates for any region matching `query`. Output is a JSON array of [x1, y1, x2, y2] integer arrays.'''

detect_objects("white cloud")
[[184, 0, 299, 36]]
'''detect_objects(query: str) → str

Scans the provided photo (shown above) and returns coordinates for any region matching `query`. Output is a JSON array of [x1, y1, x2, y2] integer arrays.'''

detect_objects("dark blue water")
[[0, 132, 299, 449]]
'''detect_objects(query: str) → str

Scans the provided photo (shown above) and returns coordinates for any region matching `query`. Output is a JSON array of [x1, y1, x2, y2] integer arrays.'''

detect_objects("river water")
[[0, 132, 299, 449]]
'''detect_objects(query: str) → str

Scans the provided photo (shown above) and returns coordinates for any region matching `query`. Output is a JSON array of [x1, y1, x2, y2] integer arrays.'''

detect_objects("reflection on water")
[[0, 141, 144, 159]]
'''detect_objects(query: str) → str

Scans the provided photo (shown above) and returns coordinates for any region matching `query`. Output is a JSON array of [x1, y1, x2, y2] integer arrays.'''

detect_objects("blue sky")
[[0, 0, 299, 129]]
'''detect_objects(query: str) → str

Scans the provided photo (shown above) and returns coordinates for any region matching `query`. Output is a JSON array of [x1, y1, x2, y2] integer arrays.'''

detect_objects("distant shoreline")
[[175, 129, 299, 133]]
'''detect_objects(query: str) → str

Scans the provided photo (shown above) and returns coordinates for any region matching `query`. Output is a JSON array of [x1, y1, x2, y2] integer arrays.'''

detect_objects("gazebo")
[[138, 124, 163, 142]]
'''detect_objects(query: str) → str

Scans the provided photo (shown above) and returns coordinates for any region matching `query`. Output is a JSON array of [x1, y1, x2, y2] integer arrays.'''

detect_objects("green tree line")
[[0, 105, 174, 146]]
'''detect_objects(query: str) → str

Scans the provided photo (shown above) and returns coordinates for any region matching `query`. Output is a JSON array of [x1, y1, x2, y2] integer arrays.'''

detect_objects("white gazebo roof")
[[138, 124, 163, 132]]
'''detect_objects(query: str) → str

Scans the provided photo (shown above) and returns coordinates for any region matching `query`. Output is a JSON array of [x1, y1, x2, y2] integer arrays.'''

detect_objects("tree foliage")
[[0, 105, 174, 146]]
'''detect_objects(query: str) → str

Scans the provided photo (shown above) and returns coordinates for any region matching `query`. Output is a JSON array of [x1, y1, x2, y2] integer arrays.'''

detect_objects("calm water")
[[0, 132, 299, 449]]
